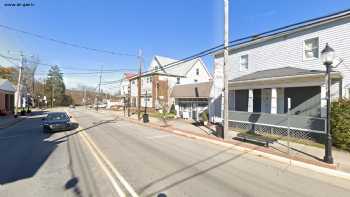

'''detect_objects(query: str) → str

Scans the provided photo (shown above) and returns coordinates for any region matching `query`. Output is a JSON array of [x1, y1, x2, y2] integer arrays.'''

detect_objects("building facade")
[[0, 79, 15, 115], [129, 55, 212, 111], [209, 9, 350, 135], [171, 81, 212, 121]]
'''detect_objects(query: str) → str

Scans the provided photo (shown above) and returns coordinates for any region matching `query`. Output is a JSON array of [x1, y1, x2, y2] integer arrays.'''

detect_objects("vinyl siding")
[[215, 17, 350, 99]]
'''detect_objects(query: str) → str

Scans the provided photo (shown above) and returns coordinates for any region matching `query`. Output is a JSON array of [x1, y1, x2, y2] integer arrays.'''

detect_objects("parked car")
[[42, 112, 73, 133]]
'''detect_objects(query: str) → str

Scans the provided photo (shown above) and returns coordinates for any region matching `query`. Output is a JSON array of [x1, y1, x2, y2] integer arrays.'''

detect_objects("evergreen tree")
[[45, 65, 66, 107]]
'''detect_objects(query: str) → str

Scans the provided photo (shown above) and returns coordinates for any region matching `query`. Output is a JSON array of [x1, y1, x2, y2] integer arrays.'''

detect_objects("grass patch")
[[148, 112, 176, 120], [234, 128, 325, 149]]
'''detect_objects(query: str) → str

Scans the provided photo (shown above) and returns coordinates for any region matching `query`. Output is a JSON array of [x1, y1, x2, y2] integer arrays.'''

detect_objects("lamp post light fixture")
[[321, 43, 335, 164]]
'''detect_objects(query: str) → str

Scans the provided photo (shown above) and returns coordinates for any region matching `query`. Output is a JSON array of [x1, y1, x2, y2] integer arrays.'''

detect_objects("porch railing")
[[228, 111, 326, 134]]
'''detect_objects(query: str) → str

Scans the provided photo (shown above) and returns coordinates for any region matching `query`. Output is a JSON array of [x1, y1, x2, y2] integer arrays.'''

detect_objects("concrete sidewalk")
[[98, 109, 350, 174]]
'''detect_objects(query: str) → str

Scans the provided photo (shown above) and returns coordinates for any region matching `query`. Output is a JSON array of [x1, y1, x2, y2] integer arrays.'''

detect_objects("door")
[[261, 89, 271, 113]]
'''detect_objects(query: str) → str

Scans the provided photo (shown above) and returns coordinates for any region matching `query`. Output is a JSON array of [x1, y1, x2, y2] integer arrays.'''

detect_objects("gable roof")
[[0, 78, 16, 92], [171, 81, 212, 98], [229, 67, 328, 83], [153, 55, 199, 77], [124, 72, 137, 79], [215, 9, 350, 56]]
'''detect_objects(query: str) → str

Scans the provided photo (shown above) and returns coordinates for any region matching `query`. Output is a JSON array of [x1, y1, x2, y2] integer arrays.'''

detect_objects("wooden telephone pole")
[[137, 49, 143, 120], [223, 0, 229, 139], [15, 53, 24, 116], [96, 65, 103, 111]]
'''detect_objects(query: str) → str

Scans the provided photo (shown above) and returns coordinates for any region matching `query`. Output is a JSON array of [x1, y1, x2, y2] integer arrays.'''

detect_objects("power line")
[[0, 53, 136, 72], [0, 24, 136, 57]]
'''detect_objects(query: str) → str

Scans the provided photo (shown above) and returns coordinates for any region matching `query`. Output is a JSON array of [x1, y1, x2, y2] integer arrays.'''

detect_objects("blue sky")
[[0, 0, 350, 92]]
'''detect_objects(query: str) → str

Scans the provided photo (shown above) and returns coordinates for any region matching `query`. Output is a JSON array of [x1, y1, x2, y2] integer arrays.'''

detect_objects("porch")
[[228, 67, 342, 137]]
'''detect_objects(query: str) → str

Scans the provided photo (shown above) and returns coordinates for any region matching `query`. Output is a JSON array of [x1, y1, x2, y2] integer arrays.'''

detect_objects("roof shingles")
[[229, 67, 326, 82]]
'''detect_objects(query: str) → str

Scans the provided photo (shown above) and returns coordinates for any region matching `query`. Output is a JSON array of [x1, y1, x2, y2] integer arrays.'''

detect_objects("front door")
[[261, 89, 271, 113]]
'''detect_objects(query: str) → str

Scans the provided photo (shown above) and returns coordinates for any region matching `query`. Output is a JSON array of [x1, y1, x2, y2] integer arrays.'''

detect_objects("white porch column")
[[175, 101, 180, 117], [248, 89, 253, 112], [271, 88, 278, 114], [321, 83, 327, 118]]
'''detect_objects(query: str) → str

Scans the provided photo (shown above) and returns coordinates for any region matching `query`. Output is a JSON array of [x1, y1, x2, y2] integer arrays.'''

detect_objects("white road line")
[[66, 111, 133, 197], [79, 130, 126, 197], [81, 131, 140, 197]]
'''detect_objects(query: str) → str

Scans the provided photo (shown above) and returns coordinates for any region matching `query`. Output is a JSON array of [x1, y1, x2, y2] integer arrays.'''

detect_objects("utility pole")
[[223, 0, 229, 139], [83, 87, 86, 107], [51, 84, 54, 108], [14, 53, 24, 117], [137, 49, 143, 120], [127, 81, 131, 117], [96, 65, 103, 111]]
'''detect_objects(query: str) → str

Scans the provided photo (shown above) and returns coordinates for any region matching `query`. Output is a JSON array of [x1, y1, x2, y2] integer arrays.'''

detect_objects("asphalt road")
[[69, 108, 350, 197], [1, 108, 350, 197], [0, 110, 116, 197]]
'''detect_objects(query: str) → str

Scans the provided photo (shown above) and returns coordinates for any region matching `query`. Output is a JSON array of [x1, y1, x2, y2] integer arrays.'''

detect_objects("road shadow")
[[272, 141, 324, 162], [52, 118, 120, 144], [0, 113, 65, 185], [139, 147, 253, 196]]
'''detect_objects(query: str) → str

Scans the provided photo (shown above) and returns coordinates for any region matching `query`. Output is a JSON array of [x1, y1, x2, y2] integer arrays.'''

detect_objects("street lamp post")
[[321, 43, 335, 164]]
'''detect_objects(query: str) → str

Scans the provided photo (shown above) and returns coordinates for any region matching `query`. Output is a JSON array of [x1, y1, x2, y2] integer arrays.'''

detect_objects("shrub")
[[169, 104, 176, 114], [200, 110, 208, 122], [331, 99, 350, 151]]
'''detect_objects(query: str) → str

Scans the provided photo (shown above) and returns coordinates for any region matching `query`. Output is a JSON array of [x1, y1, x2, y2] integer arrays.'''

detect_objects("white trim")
[[271, 88, 278, 114], [239, 54, 249, 71], [303, 37, 320, 61], [248, 89, 253, 112]]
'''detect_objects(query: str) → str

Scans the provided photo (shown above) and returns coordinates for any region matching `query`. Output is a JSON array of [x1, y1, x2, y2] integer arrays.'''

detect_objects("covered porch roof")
[[171, 81, 212, 98], [0, 79, 16, 93], [229, 67, 342, 90]]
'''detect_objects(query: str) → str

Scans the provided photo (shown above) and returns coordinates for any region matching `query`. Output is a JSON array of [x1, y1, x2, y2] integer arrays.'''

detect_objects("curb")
[[122, 116, 350, 181], [0, 117, 24, 129]]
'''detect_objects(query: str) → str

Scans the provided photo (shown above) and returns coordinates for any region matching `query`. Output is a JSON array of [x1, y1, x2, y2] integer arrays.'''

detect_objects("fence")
[[228, 111, 326, 141]]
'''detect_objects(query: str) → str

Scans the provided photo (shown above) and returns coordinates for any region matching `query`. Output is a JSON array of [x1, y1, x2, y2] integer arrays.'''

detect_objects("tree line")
[[1, 64, 118, 107]]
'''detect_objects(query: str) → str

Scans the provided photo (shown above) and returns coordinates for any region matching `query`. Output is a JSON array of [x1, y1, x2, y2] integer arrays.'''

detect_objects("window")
[[196, 68, 199, 75], [176, 77, 180, 84], [304, 37, 319, 59], [132, 80, 135, 84], [240, 55, 248, 71], [150, 76, 152, 82], [194, 79, 198, 83]]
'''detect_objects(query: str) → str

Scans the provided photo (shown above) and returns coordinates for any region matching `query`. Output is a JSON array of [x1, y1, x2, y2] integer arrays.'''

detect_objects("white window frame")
[[303, 37, 319, 60], [240, 54, 249, 71]]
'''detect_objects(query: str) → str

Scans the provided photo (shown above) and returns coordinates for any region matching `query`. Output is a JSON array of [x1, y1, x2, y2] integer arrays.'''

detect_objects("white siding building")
[[130, 55, 212, 110], [210, 9, 350, 134]]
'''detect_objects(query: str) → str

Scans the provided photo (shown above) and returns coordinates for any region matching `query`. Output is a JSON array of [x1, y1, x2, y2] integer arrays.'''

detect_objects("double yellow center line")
[[68, 111, 139, 197]]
